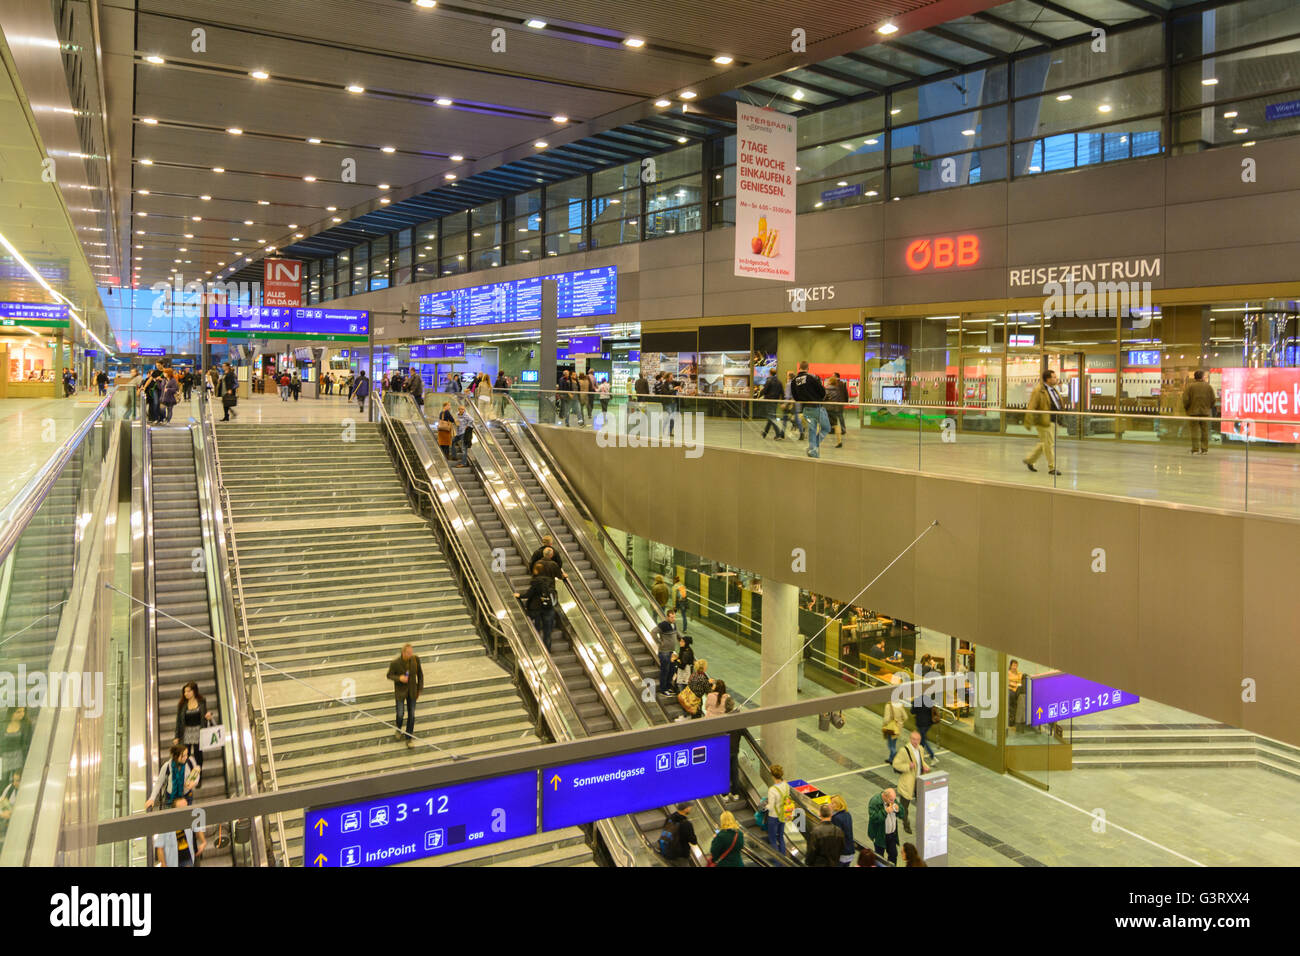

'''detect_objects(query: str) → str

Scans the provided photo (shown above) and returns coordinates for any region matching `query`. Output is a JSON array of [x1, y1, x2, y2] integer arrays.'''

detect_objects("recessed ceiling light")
[[450, 154, 464, 161], [444, 172, 456, 180], [380, 197, 390, 204], [654, 99, 670, 108], [1223, 110, 1238, 118], [415, 0, 436, 7], [624, 37, 645, 48], [792, 89, 805, 101], [1097, 104, 1112, 113], [136, 229, 144, 234], [257, 239, 265, 243], [677, 136, 688, 143], [1056, 93, 1072, 102], [250, 70, 269, 80], [332, 217, 341, 222], [1201, 77, 1219, 86], [136, 211, 147, 216], [218, 261, 225, 266], [294, 233, 304, 238], [525, 19, 546, 29], [145, 55, 164, 64], [712, 55, 733, 65], [327, 205, 337, 211], [212, 166, 225, 172], [552, 115, 568, 123], [890, 107, 901, 115], [243, 219, 254, 225], [877, 23, 898, 35], [534, 140, 547, 148], [139, 158, 153, 165], [435, 97, 453, 107], [346, 84, 365, 94], [378, 183, 391, 190], [141, 116, 158, 125], [381, 145, 396, 153], [178, 247, 187, 252], [307, 137, 321, 144], [680, 90, 697, 100], [174, 259, 181, 263], [1233, 126, 1248, 134], [184, 233, 193, 238], [303, 175, 317, 182], [288, 223, 298, 229], [961, 128, 976, 136], [200, 195, 211, 201], [865, 189, 878, 197], [257, 199, 269, 205], [226, 127, 243, 135], [137, 189, 150, 195]]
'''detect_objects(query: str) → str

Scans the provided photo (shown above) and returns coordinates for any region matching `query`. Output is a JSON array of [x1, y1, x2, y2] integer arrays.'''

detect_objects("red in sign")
[[263, 258, 303, 307]]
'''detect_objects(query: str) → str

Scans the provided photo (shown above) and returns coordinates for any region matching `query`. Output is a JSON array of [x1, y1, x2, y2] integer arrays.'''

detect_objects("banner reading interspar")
[[734, 104, 796, 282]]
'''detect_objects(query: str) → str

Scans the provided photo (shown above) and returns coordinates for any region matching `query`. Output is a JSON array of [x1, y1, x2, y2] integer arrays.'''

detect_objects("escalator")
[[144, 424, 231, 864]]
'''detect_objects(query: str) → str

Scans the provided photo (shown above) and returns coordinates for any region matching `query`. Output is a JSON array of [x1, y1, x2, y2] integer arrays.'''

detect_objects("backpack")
[[657, 818, 685, 859]]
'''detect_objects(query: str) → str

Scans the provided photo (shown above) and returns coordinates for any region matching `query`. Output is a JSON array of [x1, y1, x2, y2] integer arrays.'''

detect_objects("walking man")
[[792, 361, 829, 458], [1182, 369, 1217, 455], [1023, 369, 1063, 476], [890, 731, 930, 834], [386, 643, 424, 746]]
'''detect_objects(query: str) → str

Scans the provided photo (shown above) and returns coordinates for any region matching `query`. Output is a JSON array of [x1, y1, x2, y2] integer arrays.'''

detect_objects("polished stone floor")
[[520, 399, 1300, 518], [0, 394, 100, 513], [682, 614, 1300, 866]]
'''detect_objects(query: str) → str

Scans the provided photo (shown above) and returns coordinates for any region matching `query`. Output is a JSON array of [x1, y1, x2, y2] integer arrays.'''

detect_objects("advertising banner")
[[263, 258, 303, 308], [1218, 367, 1300, 443], [734, 103, 796, 282]]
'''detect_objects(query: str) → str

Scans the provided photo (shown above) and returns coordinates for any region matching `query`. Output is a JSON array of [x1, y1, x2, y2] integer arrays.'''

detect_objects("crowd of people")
[[146, 681, 218, 867]]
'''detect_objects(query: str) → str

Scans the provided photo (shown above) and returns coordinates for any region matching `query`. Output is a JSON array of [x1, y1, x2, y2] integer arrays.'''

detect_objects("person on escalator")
[[655, 609, 678, 697], [407, 369, 425, 409], [807, 803, 846, 867], [450, 406, 473, 462], [528, 535, 562, 574], [651, 574, 670, 614], [516, 561, 557, 652], [707, 811, 744, 867], [685, 659, 711, 719], [436, 403, 454, 457], [829, 794, 856, 867], [672, 635, 695, 691], [658, 803, 698, 861], [764, 764, 792, 855]]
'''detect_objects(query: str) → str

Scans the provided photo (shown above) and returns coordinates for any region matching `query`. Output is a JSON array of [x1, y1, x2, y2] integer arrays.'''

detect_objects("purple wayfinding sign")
[[1025, 671, 1138, 725]]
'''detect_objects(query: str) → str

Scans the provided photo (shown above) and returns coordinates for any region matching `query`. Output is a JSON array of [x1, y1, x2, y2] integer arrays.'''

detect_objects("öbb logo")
[[905, 235, 980, 272]]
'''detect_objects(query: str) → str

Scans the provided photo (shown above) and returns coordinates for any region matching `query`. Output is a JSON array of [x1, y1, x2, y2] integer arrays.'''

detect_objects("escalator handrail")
[[0, 386, 119, 565], [204, 398, 291, 867], [498, 401, 666, 662], [381, 394, 652, 867], [192, 396, 269, 865], [375, 395, 594, 742], [447, 396, 659, 731], [140, 398, 159, 866]]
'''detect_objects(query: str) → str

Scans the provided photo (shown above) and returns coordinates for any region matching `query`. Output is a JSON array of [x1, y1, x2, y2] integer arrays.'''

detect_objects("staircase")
[[148, 425, 231, 865], [1071, 727, 1300, 783], [214, 422, 595, 866]]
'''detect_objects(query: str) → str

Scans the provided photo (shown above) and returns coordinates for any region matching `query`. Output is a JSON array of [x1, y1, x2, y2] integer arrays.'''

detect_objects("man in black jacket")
[[807, 803, 846, 866], [386, 644, 424, 746], [759, 373, 785, 439], [791, 361, 829, 458]]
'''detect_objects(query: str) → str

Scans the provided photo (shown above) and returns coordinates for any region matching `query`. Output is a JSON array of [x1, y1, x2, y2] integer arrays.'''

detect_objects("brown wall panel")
[[976, 482, 1054, 665], [1006, 158, 1166, 223], [856, 467, 919, 623], [912, 476, 983, 641], [1241, 517, 1300, 738]]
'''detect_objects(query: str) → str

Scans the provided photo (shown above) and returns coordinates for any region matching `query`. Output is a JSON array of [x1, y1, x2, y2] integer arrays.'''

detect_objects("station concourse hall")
[[0, 0, 1294, 932]]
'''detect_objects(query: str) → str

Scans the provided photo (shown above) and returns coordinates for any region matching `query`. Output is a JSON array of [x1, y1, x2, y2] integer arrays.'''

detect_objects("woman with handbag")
[[763, 764, 792, 856], [686, 660, 711, 719], [672, 635, 695, 690], [881, 677, 909, 764], [436, 403, 454, 457], [145, 743, 201, 810], [174, 681, 214, 770], [707, 811, 745, 867]]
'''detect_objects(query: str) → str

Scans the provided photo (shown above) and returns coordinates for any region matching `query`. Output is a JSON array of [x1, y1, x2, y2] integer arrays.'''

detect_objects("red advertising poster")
[[1218, 367, 1300, 443], [263, 258, 303, 308]]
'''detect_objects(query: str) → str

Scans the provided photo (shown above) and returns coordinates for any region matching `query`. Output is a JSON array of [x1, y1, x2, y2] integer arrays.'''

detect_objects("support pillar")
[[759, 579, 800, 772], [539, 279, 557, 424]]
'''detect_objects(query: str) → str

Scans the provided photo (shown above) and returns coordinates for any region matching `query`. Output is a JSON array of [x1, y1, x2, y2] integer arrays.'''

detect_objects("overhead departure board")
[[418, 266, 617, 330]]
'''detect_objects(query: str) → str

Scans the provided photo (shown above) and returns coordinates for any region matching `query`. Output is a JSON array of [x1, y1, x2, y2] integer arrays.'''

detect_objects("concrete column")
[[759, 579, 800, 772], [539, 279, 557, 424]]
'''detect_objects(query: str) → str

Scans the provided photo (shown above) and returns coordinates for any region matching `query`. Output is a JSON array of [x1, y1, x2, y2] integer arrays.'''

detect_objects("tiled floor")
[[0, 395, 100, 512], [683, 614, 1300, 866], [520, 400, 1300, 518], [206, 389, 373, 425]]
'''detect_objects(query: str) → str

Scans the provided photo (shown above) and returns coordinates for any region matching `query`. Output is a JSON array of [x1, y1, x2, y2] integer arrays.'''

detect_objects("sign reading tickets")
[[263, 258, 303, 308], [734, 104, 796, 282]]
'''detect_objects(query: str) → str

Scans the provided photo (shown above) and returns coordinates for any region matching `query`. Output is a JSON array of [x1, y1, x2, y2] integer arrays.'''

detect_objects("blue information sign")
[[137, 347, 166, 356], [1265, 99, 1300, 122], [303, 771, 538, 867], [0, 301, 70, 326], [1026, 671, 1138, 726], [541, 735, 730, 832], [626, 350, 641, 361], [851, 324, 864, 341], [820, 183, 863, 202], [207, 306, 369, 339], [566, 335, 601, 354], [84, 349, 99, 357], [418, 267, 618, 330]]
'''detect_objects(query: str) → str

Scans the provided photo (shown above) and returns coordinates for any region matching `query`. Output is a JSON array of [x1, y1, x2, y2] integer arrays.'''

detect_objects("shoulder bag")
[[707, 830, 739, 867], [677, 687, 701, 716]]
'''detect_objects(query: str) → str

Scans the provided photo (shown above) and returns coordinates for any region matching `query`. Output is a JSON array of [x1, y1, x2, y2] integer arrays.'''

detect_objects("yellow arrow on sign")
[[1036, 707, 1043, 720], [313, 818, 328, 836], [313, 854, 327, 867], [550, 773, 561, 791]]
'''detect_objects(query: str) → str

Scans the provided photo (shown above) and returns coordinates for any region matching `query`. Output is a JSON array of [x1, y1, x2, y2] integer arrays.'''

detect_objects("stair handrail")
[[139, 396, 159, 866], [192, 395, 269, 865], [205, 401, 291, 867]]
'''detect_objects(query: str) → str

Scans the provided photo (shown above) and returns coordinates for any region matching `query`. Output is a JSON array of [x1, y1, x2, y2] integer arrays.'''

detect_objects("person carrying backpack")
[[279, 371, 291, 401], [515, 561, 557, 651], [354, 371, 371, 413], [764, 764, 793, 855], [657, 802, 698, 861]]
